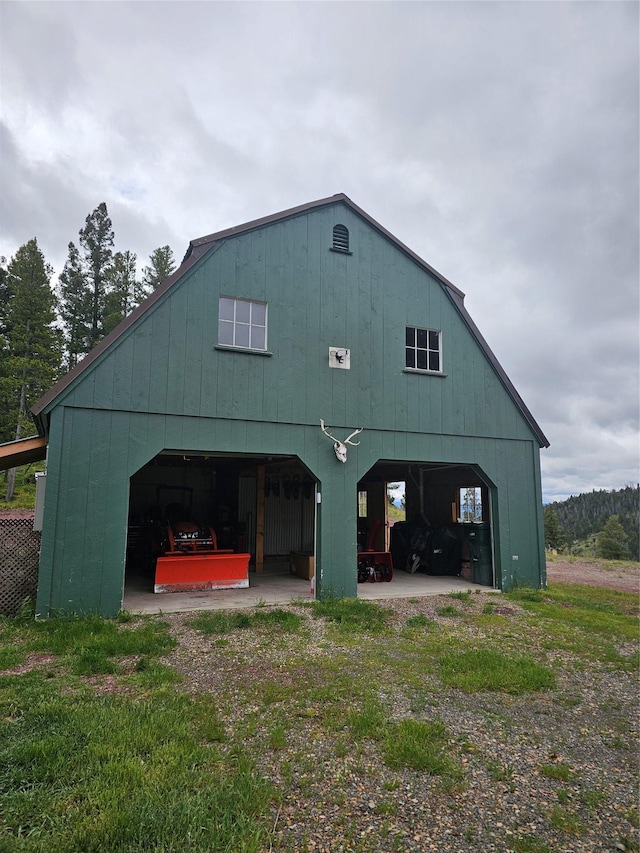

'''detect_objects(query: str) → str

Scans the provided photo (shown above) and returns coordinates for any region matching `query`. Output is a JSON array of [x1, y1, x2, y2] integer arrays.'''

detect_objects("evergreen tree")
[[549, 485, 639, 560], [543, 505, 565, 551], [103, 250, 143, 335], [58, 241, 91, 369], [0, 258, 9, 328], [1, 239, 62, 499], [142, 245, 176, 291], [79, 202, 114, 348], [597, 515, 630, 560], [0, 258, 13, 444], [387, 483, 400, 506], [461, 487, 482, 522]]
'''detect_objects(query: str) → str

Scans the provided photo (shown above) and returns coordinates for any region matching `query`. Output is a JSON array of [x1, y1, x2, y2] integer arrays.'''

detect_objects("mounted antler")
[[320, 420, 364, 463]]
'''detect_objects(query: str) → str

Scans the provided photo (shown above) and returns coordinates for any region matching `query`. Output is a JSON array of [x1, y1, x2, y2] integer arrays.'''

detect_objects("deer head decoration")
[[320, 420, 364, 463]]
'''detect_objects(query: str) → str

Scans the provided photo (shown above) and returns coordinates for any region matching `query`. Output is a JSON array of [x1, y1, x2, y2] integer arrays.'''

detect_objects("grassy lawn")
[[0, 585, 638, 852]]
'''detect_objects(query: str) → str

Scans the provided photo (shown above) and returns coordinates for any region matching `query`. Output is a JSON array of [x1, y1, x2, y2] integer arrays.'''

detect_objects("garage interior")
[[124, 453, 493, 610], [125, 451, 317, 595], [356, 461, 495, 594]]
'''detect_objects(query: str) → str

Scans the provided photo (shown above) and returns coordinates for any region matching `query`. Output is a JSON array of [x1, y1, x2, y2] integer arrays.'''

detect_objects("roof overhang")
[[0, 435, 47, 472]]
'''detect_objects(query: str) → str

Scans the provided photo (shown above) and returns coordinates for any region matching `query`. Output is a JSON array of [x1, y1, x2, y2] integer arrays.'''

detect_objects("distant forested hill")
[[547, 485, 639, 560]]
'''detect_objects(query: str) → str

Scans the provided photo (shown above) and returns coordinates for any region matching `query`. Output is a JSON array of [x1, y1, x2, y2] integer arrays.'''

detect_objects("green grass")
[[539, 761, 575, 782], [439, 648, 555, 693], [188, 610, 253, 634], [436, 604, 460, 617], [380, 719, 464, 790], [31, 613, 174, 657], [309, 597, 389, 634], [0, 645, 24, 670], [403, 613, 435, 630], [251, 607, 303, 631], [506, 583, 638, 635], [486, 760, 514, 784], [267, 723, 287, 750], [347, 694, 387, 740], [548, 804, 587, 835], [505, 583, 639, 673], [133, 659, 182, 689], [0, 609, 267, 852], [0, 677, 271, 852], [509, 836, 552, 853], [448, 590, 473, 605], [0, 612, 176, 678], [0, 586, 637, 851], [188, 607, 302, 636]]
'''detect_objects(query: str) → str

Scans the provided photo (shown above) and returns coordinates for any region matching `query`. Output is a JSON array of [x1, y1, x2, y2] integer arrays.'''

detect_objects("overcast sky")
[[1, 1, 638, 504]]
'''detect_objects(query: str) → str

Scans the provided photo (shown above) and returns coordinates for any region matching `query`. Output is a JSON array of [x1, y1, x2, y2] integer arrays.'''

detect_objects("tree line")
[[544, 485, 639, 561], [1, 202, 176, 498]]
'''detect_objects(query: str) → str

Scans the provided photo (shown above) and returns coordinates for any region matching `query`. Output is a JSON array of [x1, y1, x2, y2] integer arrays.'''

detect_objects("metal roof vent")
[[332, 224, 350, 253]]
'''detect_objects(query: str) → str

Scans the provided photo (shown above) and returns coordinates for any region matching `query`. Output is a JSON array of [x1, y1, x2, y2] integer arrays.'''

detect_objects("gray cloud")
[[1, 0, 637, 502]]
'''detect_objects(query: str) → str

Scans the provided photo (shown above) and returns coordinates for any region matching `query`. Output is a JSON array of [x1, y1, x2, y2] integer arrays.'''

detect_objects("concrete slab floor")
[[123, 563, 491, 615]]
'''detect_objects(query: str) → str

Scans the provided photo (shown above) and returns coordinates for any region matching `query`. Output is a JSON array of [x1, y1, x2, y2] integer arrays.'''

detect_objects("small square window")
[[405, 325, 442, 373], [218, 297, 268, 351]]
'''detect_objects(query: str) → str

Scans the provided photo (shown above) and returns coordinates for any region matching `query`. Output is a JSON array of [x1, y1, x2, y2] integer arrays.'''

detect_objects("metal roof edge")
[[184, 194, 352, 259], [337, 196, 466, 301], [185, 193, 466, 301]]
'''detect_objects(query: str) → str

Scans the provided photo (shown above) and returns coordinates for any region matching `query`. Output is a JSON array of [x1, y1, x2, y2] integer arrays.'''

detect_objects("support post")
[[256, 464, 265, 573]]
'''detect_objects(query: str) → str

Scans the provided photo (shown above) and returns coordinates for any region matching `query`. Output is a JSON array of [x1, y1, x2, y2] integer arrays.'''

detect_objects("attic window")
[[218, 297, 268, 351], [405, 326, 442, 373], [331, 224, 351, 253]]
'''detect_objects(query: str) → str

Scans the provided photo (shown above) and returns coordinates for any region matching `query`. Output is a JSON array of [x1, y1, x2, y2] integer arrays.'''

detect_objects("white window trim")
[[404, 367, 447, 377], [405, 325, 443, 374], [218, 296, 268, 352]]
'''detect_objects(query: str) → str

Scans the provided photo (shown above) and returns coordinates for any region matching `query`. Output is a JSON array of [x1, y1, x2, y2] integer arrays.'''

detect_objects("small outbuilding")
[[30, 194, 549, 617]]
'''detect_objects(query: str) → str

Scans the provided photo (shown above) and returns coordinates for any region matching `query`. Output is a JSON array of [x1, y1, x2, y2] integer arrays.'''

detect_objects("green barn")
[[31, 194, 549, 617]]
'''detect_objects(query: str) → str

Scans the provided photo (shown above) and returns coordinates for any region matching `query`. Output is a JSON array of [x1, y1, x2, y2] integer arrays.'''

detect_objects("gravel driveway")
[[545, 557, 639, 594], [160, 560, 639, 853]]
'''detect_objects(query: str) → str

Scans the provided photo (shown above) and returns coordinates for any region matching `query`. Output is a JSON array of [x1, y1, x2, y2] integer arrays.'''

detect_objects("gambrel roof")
[[32, 194, 549, 447]]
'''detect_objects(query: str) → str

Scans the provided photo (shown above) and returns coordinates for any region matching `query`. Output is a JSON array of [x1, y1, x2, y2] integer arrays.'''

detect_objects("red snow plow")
[[152, 487, 250, 593]]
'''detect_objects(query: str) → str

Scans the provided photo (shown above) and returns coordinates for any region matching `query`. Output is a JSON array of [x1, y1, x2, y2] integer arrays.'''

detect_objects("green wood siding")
[[37, 201, 546, 616], [60, 205, 537, 445]]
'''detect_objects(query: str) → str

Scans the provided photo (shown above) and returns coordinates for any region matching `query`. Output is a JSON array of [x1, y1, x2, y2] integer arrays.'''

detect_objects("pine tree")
[[58, 241, 91, 369], [549, 486, 639, 560], [0, 258, 13, 444], [543, 505, 565, 551], [103, 250, 144, 335], [597, 515, 630, 560], [79, 202, 114, 348], [142, 245, 176, 291], [1, 239, 62, 500]]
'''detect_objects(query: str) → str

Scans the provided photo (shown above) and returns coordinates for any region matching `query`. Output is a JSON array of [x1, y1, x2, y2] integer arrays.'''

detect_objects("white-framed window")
[[218, 297, 267, 351], [405, 326, 442, 372]]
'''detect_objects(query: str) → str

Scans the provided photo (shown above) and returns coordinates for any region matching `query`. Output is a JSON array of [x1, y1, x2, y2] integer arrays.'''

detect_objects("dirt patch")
[[0, 652, 56, 676], [546, 558, 639, 593], [0, 509, 35, 520]]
